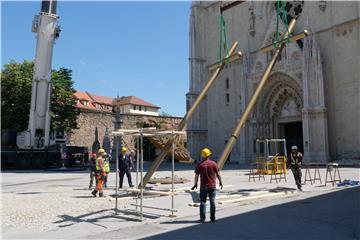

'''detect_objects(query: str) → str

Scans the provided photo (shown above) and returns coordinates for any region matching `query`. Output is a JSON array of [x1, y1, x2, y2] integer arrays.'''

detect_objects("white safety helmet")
[[291, 145, 298, 151]]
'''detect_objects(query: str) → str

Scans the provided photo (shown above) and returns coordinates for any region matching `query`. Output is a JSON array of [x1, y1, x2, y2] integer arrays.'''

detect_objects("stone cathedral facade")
[[187, 1, 359, 163]]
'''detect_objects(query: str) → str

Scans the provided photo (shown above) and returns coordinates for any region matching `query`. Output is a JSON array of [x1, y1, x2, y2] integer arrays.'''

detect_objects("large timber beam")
[[217, 18, 308, 170], [139, 41, 241, 188]]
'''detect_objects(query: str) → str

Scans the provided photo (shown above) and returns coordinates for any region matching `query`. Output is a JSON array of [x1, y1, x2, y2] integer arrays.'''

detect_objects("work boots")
[[99, 192, 104, 197], [91, 190, 98, 197]]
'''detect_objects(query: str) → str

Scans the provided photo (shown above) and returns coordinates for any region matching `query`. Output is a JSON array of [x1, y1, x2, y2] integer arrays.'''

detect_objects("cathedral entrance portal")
[[278, 121, 303, 154]]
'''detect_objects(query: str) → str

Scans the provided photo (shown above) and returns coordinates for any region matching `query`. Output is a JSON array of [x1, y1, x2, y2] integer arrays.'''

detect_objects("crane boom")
[[17, 0, 60, 149]]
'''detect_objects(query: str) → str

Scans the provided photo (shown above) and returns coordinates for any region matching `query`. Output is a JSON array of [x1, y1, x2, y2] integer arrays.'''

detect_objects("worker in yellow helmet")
[[118, 146, 134, 188], [192, 148, 223, 223], [91, 148, 106, 197]]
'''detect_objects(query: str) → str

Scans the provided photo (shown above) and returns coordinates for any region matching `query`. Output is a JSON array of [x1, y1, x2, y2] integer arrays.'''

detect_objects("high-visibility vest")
[[96, 157, 103, 171], [104, 160, 110, 173], [290, 152, 302, 166]]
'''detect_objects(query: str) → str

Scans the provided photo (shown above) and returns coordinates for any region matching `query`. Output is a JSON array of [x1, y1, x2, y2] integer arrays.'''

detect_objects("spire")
[[92, 127, 100, 153], [102, 127, 111, 154]]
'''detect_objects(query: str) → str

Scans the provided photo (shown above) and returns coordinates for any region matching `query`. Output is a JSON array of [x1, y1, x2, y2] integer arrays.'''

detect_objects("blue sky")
[[2, 1, 191, 116]]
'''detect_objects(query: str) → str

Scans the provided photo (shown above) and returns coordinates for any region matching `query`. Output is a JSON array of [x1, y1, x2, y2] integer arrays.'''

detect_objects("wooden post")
[[139, 42, 241, 188], [217, 18, 309, 169]]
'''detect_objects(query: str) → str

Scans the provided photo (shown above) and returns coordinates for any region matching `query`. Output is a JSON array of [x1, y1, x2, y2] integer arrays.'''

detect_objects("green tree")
[[1, 60, 80, 133]]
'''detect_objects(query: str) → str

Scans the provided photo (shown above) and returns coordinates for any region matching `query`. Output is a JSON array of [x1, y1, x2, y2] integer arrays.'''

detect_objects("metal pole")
[[171, 131, 175, 217], [115, 135, 119, 214], [136, 135, 139, 213], [217, 18, 298, 170], [139, 41, 240, 188], [140, 130, 144, 222]]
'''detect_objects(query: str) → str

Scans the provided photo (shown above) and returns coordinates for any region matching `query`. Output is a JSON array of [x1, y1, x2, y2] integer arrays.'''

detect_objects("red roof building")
[[74, 91, 160, 116]]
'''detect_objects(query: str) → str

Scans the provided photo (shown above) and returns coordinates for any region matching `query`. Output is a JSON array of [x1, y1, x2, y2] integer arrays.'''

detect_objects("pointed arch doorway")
[[255, 72, 304, 155]]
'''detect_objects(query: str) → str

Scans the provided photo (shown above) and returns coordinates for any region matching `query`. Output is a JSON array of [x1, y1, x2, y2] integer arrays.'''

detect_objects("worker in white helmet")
[[288, 145, 303, 191]]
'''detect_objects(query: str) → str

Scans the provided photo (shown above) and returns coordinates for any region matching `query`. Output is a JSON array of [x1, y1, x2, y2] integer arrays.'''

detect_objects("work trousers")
[[89, 170, 96, 188], [291, 166, 302, 189], [119, 168, 133, 188], [199, 187, 216, 221], [104, 172, 109, 187], [95, 171, 105, 192]]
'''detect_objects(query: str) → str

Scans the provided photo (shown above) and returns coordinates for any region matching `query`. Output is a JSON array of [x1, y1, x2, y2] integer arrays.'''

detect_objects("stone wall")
[[67, 110, 183, 156]]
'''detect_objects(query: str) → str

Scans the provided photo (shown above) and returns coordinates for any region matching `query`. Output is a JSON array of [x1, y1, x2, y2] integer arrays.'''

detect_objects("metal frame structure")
[[256, 139, 288, 161], [112, 128, 183, 221]]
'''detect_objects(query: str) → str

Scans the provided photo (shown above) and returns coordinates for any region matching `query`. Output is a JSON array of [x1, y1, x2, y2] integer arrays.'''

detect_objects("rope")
[[219, 13, 229, 62], [273, 0, 290, 49]]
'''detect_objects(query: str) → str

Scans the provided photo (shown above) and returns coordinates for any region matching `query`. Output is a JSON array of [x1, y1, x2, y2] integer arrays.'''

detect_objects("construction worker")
[[118, 147, 134, 188], [91, 148, 106, 197], [103, 152, 110, 188], [288, 145, 303, 191], [191, 148, 223, 223], [89, 153, 97, 189]]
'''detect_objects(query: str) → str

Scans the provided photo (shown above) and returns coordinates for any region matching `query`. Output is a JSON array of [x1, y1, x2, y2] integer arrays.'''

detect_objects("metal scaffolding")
[[112, 128, 183, 221]]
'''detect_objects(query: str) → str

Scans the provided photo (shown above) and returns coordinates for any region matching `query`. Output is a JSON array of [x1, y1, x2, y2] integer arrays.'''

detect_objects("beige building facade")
[[187, 1, 360, 163]]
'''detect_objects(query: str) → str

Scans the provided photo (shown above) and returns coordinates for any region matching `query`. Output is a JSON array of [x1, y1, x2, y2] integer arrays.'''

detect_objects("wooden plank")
[[208, 52, 242, 73], [125, 188, 175, 196], [218, 191, 296, 204], [220, 1, 245, 13], [260, 30, 309, 53]]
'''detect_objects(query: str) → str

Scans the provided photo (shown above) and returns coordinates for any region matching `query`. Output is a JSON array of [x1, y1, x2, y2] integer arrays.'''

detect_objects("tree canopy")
[[1, 60, 80, 133]]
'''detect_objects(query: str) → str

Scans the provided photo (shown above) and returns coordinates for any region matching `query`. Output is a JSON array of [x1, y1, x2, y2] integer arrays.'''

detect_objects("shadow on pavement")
[[53, 208, 149, 229], [147, 187, 360, 240]]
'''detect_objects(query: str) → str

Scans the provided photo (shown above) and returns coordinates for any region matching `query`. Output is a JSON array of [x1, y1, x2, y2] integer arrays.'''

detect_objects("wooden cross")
[[217, 18, 309, 169], [208, 1, 246, 73], [139, 42, 242, 188]]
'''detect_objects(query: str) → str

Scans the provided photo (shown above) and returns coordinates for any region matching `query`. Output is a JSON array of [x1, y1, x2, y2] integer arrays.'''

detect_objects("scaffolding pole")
[[112, 129, 182, 221]]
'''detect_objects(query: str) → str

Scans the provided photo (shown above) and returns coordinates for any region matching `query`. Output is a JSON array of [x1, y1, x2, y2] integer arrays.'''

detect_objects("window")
[[133, 105, 136, 110], [145, 107, 147, 111], [139, 106, 142, 111], [226, 93, 230, 104], [226, 78, 229, 89]]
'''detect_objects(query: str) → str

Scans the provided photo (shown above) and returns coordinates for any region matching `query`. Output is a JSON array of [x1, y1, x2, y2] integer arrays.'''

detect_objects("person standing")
[[103, 152, 110, 188], [119, 147, 134, 188], [91, 148, 106, 197], [191, 148, 223, 223], [89, 153, 97, 189], [288, 145, 303, 191]]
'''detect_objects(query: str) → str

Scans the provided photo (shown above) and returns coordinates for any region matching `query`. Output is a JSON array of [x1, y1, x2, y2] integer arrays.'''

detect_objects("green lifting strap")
[[219, 13, 229, 62], [274, 0, 290, 49]]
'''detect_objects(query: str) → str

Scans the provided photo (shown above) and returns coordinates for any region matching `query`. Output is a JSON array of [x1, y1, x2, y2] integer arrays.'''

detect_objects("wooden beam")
[[217, 18, 305, 170], [261, 30, 309, 53], [208, 51, 243, 73], [218, 191, 296, 204], [125, 188, 175, 196], [220, 1, 245, 13], [139, 41, 240, 189]]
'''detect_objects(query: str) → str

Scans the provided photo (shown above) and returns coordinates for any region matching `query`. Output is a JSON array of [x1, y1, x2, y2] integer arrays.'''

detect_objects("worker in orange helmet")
[[91, 148, 106, 197]]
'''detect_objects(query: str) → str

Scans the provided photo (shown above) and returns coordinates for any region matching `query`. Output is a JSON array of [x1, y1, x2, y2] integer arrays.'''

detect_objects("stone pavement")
[[1, 163, 359, 239]]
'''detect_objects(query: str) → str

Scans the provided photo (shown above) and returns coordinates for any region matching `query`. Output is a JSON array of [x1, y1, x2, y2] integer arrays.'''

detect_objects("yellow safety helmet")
[[98, 148, 105, 154], [121, 146, 127, 153], [201, 148, 212, 158]]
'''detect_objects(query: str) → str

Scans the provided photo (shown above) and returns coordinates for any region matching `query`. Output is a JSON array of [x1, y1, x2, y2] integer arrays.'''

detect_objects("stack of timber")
[[149, 135, 194, 163]]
